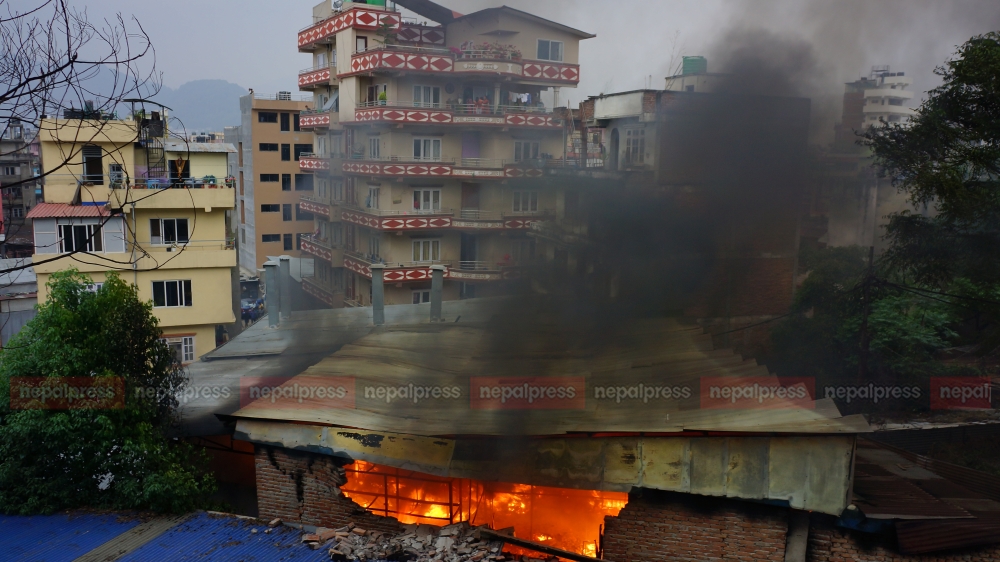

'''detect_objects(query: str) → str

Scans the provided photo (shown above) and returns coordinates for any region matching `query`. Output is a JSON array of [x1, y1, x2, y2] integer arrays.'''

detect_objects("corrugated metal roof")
[[855, 439, 1000, 554], [0, 512, 139, 561], [26, 203, 108, 219], [116, 512, 329, 561]]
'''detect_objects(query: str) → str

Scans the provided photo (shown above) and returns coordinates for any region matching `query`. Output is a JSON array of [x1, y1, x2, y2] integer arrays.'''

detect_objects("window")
[[82, 144, 103, 184], [331, 180, 344, 202], [294, 113, 301, 132], [109, 163, 124, 184], [366, 186, 380, 209], [412, 290, 431, 304], [283, 233, 293, 251], [282, 173, 292, 191], [512, 191, 538, 213], [3, 166, 18, 176], [59, 224, 102, 252], [368, 234, 380, 258], [511, 238, 535, 263], [280, 113, 290, 132], [413, 138, 442, 161], [161, 336, 195, 363], [413, 85, 441, 108], [412, 239, 440, 262], [262, 234, 280, 242], [368, 137, 380, 159], [295, 174, 314, 191], [295, 204, 314, 221], [258, 112, 278, 123], [150, 218, 189, 245], [366, 84, 387, 104], [625, 128, 645, 165], [11, 207, 24, 218], [356, 36, 368, 52], [259, 143, 279, 152], [83, 282, 104, 293], [514, 140, 540, 162], [260, 173, 279, 182], [241, 228, 246, 244], [281, 144, 291, 161], [537, 39, 564, 62], [413, 189, 441, 212], [293, 144, 313, 161], [152, 280, 193, 308], [282, 204, 292, 221], [261, 204, 280, 213], [296, 232, 304, 250]]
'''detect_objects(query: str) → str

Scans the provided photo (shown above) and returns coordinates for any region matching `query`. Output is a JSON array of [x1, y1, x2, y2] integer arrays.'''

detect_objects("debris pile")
[[302, 521, 561, 562]]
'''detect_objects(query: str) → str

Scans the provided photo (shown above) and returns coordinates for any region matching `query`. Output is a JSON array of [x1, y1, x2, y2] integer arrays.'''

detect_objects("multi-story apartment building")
[[294, 0, 592, 308], [30, 108, 237, 362], [1, 121, 42, 257], [227, 94, 314, 275]]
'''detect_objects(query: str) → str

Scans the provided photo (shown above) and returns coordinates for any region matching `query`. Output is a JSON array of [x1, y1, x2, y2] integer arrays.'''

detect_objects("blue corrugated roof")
[[0, 512, 140, 562], [117, 512, 331, 562]]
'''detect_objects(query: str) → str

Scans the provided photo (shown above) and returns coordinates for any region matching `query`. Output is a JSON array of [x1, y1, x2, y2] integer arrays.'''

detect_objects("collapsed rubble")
[[301, 521, 561, 562]]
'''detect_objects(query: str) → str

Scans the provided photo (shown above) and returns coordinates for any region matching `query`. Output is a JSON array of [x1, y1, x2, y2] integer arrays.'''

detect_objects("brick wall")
[[255, 446, 402, 534], [603, 492, 788, 562], [808, 524, 1000, 562]]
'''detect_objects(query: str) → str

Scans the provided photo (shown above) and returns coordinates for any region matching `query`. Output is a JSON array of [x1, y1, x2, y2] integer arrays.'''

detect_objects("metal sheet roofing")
[[0, 512, 140, 561], [116, 512, 329, 561], [162, 142, 236, 154], [25, 202, 108, 219]]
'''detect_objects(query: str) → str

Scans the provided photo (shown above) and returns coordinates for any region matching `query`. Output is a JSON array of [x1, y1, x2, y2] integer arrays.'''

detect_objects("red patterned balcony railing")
[[353, 102, 559, 129], [299, 154, 330, 172], [298, 196, 334, 219], [298, 7, 401, 50], [298, 109, 337, 129], [298, 62, 336, 89], [341, 204, 549, 231], [300, 234, 342, 264], [342, 158, 544, 180]]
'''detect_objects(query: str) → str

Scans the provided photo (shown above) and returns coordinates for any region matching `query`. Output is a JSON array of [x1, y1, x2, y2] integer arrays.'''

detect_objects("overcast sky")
[[40, 0, 1000, 131]]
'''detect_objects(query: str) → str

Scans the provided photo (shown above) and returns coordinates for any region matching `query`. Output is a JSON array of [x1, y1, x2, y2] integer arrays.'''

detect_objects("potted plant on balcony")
[[378, 91, 387, 106]]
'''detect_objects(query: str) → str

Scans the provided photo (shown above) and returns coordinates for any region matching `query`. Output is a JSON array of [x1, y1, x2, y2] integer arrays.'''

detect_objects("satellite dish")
[[333, 0, 344, 11]]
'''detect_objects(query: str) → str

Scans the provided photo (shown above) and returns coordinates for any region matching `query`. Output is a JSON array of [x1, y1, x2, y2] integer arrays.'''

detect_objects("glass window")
[[152, 280, 193, 307], [537, 40, 564, 62], [413, 86, 441, 108], [412, 290, 431, 304], [260, 174, 279, 182], [150, 218, 189, 245], [282, 174, 292, 191], [514, 141, 540, 162], [512, 191, 538, 213], [412, 189, 441, 212], [58, 223, 103, 253], [282, 204, 292, 221], [412, 138, 442, 161], [412, 239, 440, 262], [258, 112, 278, 123], [283, 233, 293, 251], [281, 144, 291, 161], [262, 234, 281, 242], [280, 113, 290, 131]]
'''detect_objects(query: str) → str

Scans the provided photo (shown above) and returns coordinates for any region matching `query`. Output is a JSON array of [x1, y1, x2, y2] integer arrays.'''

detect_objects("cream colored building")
[[31, 113, 237, 362], [295, 1, 592, 308]]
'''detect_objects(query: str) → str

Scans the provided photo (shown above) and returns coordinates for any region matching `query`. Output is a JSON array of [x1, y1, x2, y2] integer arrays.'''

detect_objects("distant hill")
[[151, 79, 248, 133]]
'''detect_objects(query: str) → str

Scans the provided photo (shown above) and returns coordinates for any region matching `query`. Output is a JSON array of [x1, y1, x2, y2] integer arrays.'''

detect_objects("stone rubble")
[[299, 521, 560, 562]]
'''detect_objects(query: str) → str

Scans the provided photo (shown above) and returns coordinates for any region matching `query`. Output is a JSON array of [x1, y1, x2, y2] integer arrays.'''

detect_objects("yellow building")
[[31, 112, 237, 362]]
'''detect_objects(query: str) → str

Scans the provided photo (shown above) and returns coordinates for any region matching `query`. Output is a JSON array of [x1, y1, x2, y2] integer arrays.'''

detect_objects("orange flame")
[[340, 460, 626, 555]]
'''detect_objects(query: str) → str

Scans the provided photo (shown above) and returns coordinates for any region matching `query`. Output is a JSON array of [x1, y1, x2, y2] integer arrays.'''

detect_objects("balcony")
[[299, 107, 339, 130], [353, 101, 560, 129], [343, 155, 546, 181], [302, 276, 342, 307], [105, 181, 235, 210], [298, 61, 338, 90], [298, 195, 337, 219], [344, 248, 450, 283], [300, 234, 344, 265], [299, 153, 331, 173], [341, 202, 549, 231], [298, 5, 402, 51], [346, 44, 580, 85]]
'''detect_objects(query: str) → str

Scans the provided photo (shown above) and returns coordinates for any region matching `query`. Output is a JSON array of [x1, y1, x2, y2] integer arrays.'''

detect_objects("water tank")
[[682, 56, 707, 75]]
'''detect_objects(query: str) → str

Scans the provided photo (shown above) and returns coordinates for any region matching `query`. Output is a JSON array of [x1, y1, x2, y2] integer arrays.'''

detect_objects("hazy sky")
[[38, 0, 1000, 126]]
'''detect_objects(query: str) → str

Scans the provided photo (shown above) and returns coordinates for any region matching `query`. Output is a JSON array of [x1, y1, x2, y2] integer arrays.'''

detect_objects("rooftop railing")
[[253, 92, 312, 102]]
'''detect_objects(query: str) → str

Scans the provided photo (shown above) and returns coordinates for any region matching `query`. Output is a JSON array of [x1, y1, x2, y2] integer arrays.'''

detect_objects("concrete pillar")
[[278, 256, 292, 321], [371, 263, 385, 326], [263, 261, 279, 327], [553, 86, 561, 108], [430, 265, 445, 322]]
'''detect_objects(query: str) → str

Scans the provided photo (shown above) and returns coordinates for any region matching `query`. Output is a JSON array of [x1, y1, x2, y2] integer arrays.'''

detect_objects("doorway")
[[461, 182, 480, 218], [609, 128, 619, 170]]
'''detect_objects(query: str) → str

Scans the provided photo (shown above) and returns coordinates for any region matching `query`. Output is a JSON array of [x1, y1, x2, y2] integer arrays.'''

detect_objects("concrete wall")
[[445, 11, 583, 66]]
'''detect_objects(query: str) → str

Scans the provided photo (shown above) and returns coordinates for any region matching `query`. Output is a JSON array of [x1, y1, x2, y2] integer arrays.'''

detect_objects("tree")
[[864, 32, 1000, 286], [0, 270, 215, 514]]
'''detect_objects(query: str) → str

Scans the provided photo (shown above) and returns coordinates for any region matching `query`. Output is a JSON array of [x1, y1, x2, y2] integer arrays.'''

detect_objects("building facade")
[[30, 110, 237, 362], [1, 121, 42, 257], [294, 1, 592, 308], [226, 94, 313, 276]]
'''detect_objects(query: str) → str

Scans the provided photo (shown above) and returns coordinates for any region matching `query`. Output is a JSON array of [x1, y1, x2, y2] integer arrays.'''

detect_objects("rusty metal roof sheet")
[[855, 439, 1000, 554], [26, 202, 108, 219], [162, 141, 236, 153]]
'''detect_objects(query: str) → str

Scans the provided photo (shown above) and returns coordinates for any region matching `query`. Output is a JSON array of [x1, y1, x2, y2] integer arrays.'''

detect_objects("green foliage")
[[0, 270, 215, 514], [864, 32, 1000, 286]]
